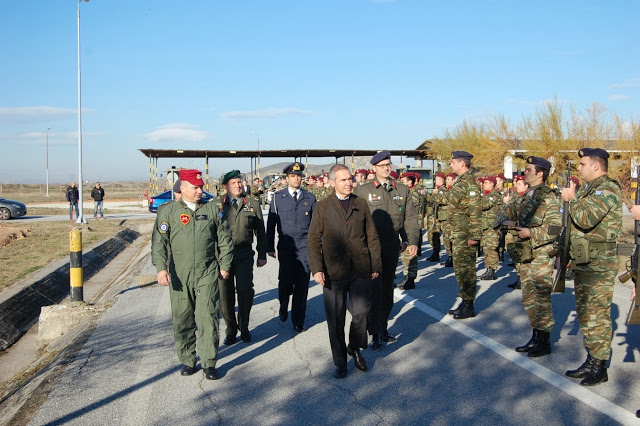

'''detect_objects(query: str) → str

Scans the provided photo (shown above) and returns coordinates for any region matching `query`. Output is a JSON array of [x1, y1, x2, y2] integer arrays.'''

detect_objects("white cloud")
[[0, 106, 78, 123], [220, 108, 312, 120], [0, 130, 97, 145], [608, 78, 640, 89], [608, 94, 630, 101], [144, 123, 209, 142]]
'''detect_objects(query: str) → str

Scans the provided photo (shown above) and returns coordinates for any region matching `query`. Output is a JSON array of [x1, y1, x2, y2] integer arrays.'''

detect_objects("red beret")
[[513, 175, 525, 181], [496, 173, 506, 180], [435, 172, 446, 179], [485, 176, 497, 184], [390, 171, 399, 179], [308, 175, 316, 180], [477, 177, 485, 183], [179, 169, 204, 186], [447, 173, 456, 179]]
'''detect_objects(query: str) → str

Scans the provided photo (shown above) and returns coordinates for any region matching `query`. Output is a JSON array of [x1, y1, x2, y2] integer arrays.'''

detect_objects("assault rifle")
[[618, 165, 640, 325], [548, 161, 572, 293]]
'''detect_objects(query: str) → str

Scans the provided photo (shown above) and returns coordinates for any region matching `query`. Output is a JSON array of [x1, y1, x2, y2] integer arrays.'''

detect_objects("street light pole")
[[76, 0, 89, 224], [46, 127, 50, 197]]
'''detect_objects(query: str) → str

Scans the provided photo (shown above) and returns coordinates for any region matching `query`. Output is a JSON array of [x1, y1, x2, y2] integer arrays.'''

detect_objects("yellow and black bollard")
[[70, 229, 83, 302]]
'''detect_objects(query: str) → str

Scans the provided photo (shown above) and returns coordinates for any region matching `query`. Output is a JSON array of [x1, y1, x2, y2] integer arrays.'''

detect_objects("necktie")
[[293, 191, 298, 202], [232, 198, 238, 209], [383, 182, 388, 191]]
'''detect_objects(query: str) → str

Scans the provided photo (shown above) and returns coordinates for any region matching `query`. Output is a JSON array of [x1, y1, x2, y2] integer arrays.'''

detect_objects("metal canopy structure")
[[139, 148, 430, 194]]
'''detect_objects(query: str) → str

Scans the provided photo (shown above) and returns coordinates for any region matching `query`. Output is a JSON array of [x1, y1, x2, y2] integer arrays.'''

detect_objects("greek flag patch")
[[595, 190, 603, 195], [470, 191, 476, 196]]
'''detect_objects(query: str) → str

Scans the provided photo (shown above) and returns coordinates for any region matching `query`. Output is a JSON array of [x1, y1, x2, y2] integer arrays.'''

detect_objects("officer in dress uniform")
[[215, 170, 267, 345], [433, 152, 482, 319], [267, 162, 317, 332], [561, 148, 622, 386], [353, 151, 419, 349], [151, 169, 233, 380]]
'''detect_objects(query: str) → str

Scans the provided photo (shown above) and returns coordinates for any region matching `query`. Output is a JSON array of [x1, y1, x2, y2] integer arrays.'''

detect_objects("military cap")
[[308, 175, 316, 180], [283, 162, 305, 175], [370, 151, 391, 165], [390, 171, 399, 179], [221, 169, 241, 185], [513, 175, 525, 181], [496, 173, 506, 180], [477, 177, 485, 183], [356, 168, 369, 175], [173, 179, 181, 194], [447, 173, 457, 179], [435, 172, 446, 179], [484, 175, 497, 184], [526, 156, 552, 171], [578, 147, 609, 159], [451, 151, 473, 160], [179, 169, 204, 186]]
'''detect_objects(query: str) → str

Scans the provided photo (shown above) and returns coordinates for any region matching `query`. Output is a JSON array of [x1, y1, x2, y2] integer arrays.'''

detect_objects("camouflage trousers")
[[519, 245, 555, 332], [452, 238, 477, 301], [400, 233, 422, 278], [440, 221, 452, 255], [573, 267, 616, 361], [481, 228, 500, 270]]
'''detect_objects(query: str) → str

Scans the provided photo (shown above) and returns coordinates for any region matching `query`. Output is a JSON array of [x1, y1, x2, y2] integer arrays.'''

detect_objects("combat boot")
[[498, 250, 505, 262], [515, 329, 540, 353], [426, 252, 440, 262], [566, 354, 596, 378], [507, 279, 521, 289], [580, 360, 608, 386], [444, 257, 453, 268], [527, 330, 551, 357], [453, 300, 475, 319], [398, 277, 415, 290], [478, 267, 496, 280]]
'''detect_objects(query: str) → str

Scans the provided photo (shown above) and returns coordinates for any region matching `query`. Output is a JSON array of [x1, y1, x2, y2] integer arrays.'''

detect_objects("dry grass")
[[0, 182, 151, 204], [0, 220, 151, 290], [25, 207, 141, 216]]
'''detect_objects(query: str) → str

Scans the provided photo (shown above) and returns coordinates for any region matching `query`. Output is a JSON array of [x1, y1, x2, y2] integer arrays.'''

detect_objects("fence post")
[[70, 229, 83, 302]]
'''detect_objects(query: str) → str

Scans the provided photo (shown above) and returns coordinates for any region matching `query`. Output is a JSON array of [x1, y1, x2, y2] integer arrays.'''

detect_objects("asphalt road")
[[30, 239, 640, 425]]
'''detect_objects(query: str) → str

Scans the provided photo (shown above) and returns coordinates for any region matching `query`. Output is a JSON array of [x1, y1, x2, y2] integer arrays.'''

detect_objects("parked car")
[[0, 197, 27, 220], [148, 190, 216, 213]]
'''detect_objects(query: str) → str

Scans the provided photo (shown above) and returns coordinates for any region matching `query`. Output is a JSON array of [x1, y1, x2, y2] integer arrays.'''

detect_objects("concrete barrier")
[[0, 228, 140, 351]]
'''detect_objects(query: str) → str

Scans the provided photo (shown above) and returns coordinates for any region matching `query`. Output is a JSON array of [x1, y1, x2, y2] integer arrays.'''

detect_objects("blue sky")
[[1, 0, 638, 184]]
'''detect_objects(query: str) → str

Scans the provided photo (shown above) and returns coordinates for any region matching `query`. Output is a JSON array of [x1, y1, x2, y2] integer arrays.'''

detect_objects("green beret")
[[222, 170, 241, 185]]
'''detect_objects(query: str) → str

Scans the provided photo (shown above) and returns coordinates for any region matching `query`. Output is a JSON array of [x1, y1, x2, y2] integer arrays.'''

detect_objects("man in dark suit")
[[267, 162, 316, 332], [308, 164, 382, 379]]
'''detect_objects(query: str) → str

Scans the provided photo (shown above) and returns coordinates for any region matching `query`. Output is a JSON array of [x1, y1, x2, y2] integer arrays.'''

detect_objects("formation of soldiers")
[[152, 148, 627, 389]]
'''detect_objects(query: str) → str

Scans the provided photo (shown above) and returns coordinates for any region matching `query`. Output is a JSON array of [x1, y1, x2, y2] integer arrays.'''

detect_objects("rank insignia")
[[180, 214, 190, 225], [159, 222, 169, 233], [369, 194, 382, 202]]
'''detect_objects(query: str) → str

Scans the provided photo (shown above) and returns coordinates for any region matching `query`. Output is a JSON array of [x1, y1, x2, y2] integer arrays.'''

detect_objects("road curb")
[[0, 228, 140, 351]]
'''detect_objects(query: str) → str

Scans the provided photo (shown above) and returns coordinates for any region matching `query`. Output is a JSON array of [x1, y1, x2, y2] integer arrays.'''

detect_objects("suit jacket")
[[307, 193, 382, 281]]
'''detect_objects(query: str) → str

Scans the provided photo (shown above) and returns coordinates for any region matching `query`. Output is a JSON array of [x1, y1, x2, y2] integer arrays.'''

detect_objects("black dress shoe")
[[279, 308, 288, 322], [181, 365, 196, 376], [346, 346, 368, 371], [381, 331, 397, 343], [293, 325, 307, 333], [370, 334, 382, 351], [241, 329, 251, 342], [204, 367, 219, 380], [333, 366, 347, 379], [223, 335, 237, 345]]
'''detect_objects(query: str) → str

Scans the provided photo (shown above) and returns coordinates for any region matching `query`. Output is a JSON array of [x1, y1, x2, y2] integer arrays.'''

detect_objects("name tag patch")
[[196, 215, 208, 221]]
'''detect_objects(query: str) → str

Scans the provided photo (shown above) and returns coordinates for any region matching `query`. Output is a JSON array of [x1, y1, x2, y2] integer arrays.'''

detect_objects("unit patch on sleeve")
[[159, 222, 170, 233]]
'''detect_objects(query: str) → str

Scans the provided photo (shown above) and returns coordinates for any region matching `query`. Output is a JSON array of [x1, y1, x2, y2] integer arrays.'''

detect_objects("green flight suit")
[[151, 199, 233, 369], [214, 194, 267, 338]]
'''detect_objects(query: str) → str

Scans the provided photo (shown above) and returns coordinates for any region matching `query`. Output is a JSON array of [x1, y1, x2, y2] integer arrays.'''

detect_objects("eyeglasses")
[[375, 163, 392, 169]]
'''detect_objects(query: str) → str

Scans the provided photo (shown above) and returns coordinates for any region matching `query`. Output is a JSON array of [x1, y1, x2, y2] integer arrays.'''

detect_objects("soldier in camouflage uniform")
[[496, 157, 561, 357], [437, 173, 456, 267], [478, 176, 503, 280], [355, 169, 368, 186], [432, 151, 482, 319], [505, 175, 529, 290], [425, 173, 446, 262], [397, 172, 426, 290], [561, 148, 622, 386]]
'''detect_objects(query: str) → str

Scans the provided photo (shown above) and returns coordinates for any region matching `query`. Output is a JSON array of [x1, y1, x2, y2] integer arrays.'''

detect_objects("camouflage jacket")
[[502, 184, 561, 249], [481, 189, 503, 230], [569, 174, 622, 243], [433, 171, 482, 241], [409, 186, 426, 228]]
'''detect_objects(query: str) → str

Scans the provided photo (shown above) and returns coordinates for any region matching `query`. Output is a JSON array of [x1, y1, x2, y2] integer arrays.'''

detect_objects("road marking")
[[395, 291, 638, 425]]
